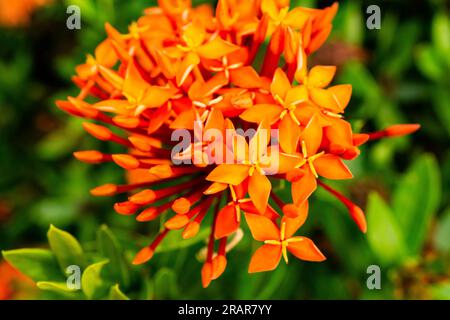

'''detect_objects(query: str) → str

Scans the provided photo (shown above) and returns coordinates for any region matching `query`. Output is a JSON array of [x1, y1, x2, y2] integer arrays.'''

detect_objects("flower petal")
[[287, 237, 326, 262], [123, 60, 149, 100], [301, 114, 322, 156], [282, 201, 309, 238], [284, 85, 309, 106], [249, 172, 271, 214], [270, 68, 291, 100], [244, 213, 280, 241], [229, 66, 262, 89], [239, 104, 282, 124], [279, 115, 301, 154], [95, 39, 118, 67], [215, 204, 239, 239], [176, 52, 200, 86], [197, 37, 239, 60], [283, 7, 311, 29], [248, 244, 282, 273], [314, 154, 353, 180], [291, 168, 317, 206], [206, 164, 249, 185], [309, 87, 340, 112], [328, 84, 352, 111], [308, 65, 336, 88], [141, 86, 178, 108]]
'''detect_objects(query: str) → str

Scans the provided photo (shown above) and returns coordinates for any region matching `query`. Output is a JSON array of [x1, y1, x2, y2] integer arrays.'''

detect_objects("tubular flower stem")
[[317, 180, 367, 233]]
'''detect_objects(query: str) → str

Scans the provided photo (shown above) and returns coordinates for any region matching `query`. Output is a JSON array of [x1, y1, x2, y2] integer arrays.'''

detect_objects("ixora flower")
[[58, 0, 420, 288]]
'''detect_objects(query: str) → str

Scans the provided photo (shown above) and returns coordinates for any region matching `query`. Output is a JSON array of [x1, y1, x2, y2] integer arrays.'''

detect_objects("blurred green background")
[[0, 0, 449, 300]]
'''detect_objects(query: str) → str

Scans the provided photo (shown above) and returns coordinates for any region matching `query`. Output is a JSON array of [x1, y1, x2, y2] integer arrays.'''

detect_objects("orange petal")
[[283, 7, 311, 29], [302, 115, 323, 156], [93, 99, 130, 113], [204, 182, 228, 195], [98, 65, 124, 90], [229, 66, 262, 89], [249, 172, 271, 214], [282, 201, 309, 237], [287, 237, 326, 262], [95, 39, 117, 67], [314, 154, 353, 180], [282, 198, 308, 221], [270, 68, 291, 100], [249, 118, 271, 162], [244, 213, 280, 241], [328, 84, 352, 111], [268, 147, 301, 173], [206, 164, 249, 185], [183, 22, 206, 47], [148, 104, 171, 134], [248, 244, 282, 273], [123, 60, 149, 100], [204, 108, 225, 132], [309, 87, 340, 112], [170, 108, 196, 130], [291, 168, 317, 205], [284, 85, 309, 107], [307, 24, 332, 54], [239, 104, 282, 124], [215, 204, 239, 239], [197, 37, 239, 60], [308, 65, 336, 88], [141, 86, 178, 108], [279, 115, 300, 154], [176, 52, 200, 86]]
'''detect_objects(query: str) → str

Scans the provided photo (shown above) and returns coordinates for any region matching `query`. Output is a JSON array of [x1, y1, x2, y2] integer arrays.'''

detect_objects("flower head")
[[60, 0, 420, 287]]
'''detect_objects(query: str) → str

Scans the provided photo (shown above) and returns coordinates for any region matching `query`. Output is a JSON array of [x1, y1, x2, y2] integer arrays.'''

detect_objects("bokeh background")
[[0, 0, 449, 300]]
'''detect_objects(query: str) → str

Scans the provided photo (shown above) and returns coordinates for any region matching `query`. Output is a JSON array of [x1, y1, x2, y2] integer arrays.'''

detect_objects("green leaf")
[[392, 154, 441, 256], [47, 225, 86, 273], [97, 225, 130, 288], [432, 13, 450, 66], [430, 282, 450, 299], [109, 284, 130, 300], [81, 260, 111, 299], [2, 248, 64, 282], [37, 281, 81, 298], [153, 268, 178, 299], [340, 1, 363, 45], [432, 87, 450, 137], [416, 45, 445, 81], [434, 208, 450, 253], [366, 192, 407, 265]]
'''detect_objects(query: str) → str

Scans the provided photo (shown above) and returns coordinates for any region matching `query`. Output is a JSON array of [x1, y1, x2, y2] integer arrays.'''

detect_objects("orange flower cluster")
[[58, 0, 419, 287]]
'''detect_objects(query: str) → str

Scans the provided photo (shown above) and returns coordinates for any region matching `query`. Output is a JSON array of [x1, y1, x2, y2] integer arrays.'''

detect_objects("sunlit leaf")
[[81, 260, 111, 299], [97, 225, 130, 288], [392, 154, 441, 256], [366, 192, 407, 265], [2, 249, 64, 282], [37, 281, 81, 298], [47, 225, 86, 273], [109, 284, 130, 300]]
